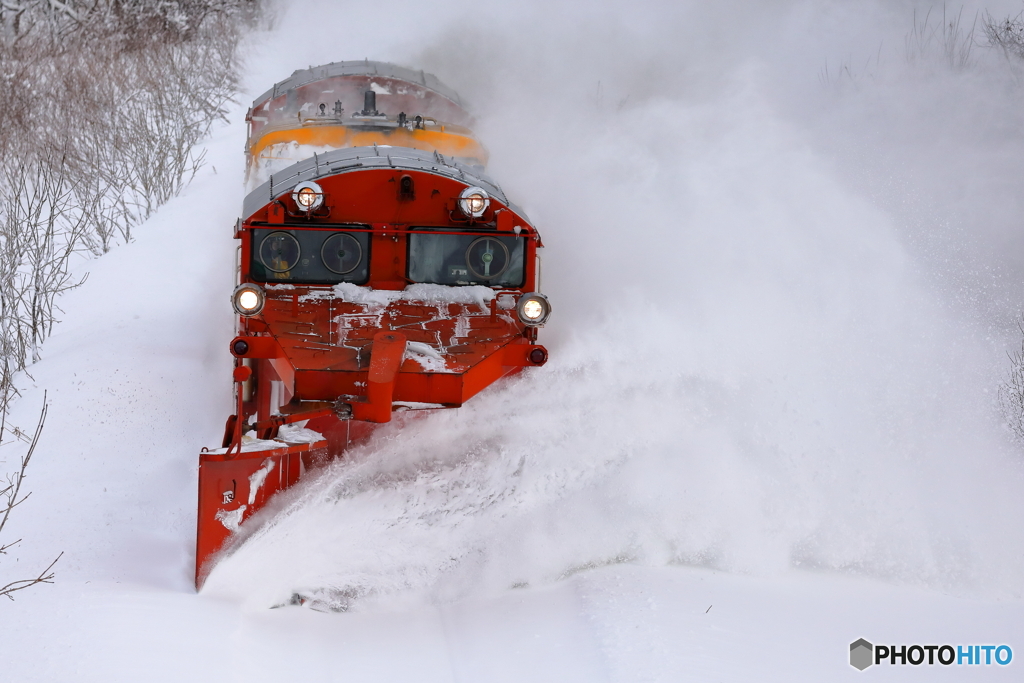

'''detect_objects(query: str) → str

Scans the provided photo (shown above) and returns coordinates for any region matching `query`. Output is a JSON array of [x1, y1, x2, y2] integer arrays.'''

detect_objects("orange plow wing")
[[195, 440, 327, 588]]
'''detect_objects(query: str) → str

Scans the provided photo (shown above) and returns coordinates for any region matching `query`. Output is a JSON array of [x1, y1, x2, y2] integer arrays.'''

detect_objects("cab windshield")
[[250, 227, 370, 284], [407, 230, 525, 287]]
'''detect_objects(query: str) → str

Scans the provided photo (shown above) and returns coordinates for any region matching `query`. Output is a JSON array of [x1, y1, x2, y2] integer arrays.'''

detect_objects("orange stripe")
[[248, 125, 489, 166]]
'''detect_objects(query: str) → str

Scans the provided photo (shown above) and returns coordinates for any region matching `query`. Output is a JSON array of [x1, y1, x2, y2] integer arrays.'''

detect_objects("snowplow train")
[[195, 61, 549, 588]]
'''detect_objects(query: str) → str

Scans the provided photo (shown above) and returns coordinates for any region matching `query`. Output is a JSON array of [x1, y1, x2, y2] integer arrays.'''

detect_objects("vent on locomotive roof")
[[359, 90, 379, 116]]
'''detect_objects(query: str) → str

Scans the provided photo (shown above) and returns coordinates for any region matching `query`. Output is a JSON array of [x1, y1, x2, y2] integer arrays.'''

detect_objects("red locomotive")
[[195, 61, 550, 587]]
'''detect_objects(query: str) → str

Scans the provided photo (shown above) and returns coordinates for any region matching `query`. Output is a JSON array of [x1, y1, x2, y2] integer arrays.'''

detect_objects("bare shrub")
[[983, 11, 1024, 63], [1, 1, 260, 46], [989, 10, 1024, 441], [0, 0, 262, 373], [0, 156, 88, 368], [0, 392, 61, 600], [0, 0, 264, 599], [999, 321, 1024, 443], [2, 2, 256, 256]]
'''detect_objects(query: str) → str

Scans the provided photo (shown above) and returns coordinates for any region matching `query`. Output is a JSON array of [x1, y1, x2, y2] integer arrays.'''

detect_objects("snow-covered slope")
[[2, 0, 1024, 680]]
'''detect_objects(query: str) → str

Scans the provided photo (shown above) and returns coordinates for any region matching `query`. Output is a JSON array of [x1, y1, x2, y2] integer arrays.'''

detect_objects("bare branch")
[[0, 550, 61, 599], [998, 320, 1024, 443], [0, 395, 46, 538], [984, 11, 1024, 63], [0, 395, 60, 600]]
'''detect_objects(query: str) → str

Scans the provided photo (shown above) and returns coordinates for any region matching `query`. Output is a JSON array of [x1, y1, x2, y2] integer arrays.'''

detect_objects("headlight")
[[232, 283, 265, 316], [516, 293, 551, 326], [292, 181, 324, 212], [458, 186, 490, 219]]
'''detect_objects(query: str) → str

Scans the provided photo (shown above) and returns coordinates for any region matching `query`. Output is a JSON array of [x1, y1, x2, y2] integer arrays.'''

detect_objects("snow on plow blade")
[[196, 439, 327, 588]]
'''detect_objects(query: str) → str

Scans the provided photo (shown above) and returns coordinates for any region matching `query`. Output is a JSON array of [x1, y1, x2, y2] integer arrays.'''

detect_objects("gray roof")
[[243, 145, 529, 222], [252, 60, 463, 111]]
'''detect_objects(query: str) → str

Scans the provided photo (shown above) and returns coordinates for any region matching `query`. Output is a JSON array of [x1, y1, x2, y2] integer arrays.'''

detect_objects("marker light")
[[292, 181, 324, 212], [516, 293, 551, 326], [458, 186, 490, 219], [232, 283, 265, 317]]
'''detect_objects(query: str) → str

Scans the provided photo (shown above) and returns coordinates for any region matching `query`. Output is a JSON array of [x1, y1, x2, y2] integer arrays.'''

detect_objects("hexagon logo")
[[850, 639, 874, 670]]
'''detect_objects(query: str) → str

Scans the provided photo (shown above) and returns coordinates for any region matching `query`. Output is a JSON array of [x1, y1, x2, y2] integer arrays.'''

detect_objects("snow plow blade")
[[195, 439, 328, 588]]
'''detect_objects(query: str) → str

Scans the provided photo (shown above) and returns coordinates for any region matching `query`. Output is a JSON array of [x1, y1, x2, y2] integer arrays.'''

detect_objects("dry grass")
[[905, 5, 978, 70]]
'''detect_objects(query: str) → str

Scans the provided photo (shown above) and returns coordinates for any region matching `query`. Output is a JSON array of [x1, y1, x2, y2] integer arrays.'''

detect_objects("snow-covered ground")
[[3, 0, 1024, 680]]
